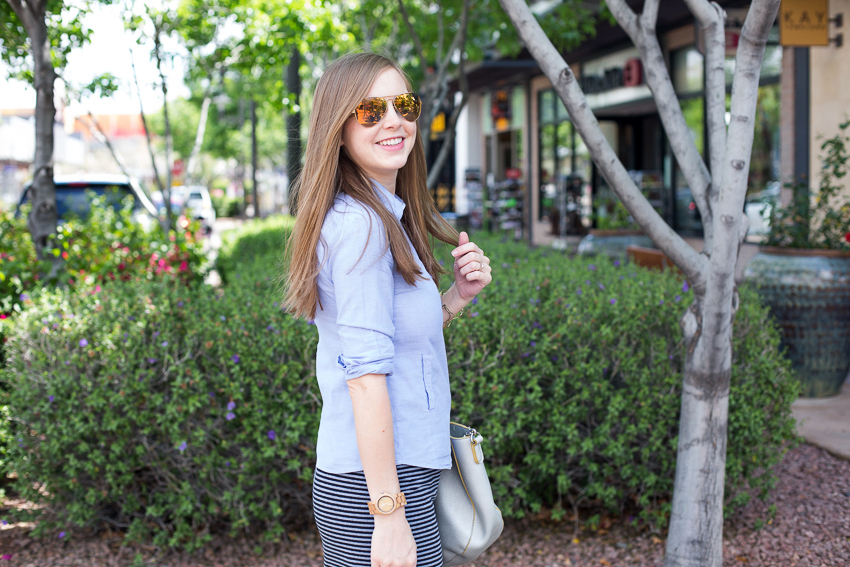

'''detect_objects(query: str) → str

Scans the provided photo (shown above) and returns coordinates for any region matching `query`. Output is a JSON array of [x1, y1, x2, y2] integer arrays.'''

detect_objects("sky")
[[0, 2, 189, 116]]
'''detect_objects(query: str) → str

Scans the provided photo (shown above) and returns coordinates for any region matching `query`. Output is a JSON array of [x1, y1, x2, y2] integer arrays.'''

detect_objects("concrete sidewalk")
[[791, 372, 850, 461]]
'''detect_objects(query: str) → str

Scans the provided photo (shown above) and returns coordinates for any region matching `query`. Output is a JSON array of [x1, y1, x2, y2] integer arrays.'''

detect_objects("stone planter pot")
[[576, 229, 654, 260], [743, 247, 850, 398]]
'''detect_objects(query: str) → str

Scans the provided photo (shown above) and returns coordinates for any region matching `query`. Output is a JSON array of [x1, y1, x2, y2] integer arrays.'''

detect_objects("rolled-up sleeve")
[[330, 208, 395, 379]]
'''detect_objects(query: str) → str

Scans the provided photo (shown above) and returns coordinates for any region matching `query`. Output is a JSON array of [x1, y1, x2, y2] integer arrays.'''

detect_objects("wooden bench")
[[626, 245, 680, 273]]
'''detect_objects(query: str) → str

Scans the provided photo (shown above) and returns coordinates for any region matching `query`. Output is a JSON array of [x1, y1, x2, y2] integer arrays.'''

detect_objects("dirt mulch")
[[1, 443, 848, 566]]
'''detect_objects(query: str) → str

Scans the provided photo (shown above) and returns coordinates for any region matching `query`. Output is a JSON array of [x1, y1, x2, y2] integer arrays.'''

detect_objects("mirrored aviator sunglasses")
[[352, 93, 421, 126]]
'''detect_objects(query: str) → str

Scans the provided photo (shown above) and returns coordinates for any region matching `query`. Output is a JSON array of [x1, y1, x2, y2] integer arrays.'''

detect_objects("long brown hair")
[[283, 52, 458, 320]]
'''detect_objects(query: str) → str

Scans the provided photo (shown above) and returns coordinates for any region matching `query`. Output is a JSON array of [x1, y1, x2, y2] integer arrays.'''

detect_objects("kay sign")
[[780, 0, 829, 46]]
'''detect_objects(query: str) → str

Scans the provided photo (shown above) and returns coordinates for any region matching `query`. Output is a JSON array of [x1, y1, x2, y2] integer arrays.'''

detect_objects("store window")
[[537, 88, 592, 235]]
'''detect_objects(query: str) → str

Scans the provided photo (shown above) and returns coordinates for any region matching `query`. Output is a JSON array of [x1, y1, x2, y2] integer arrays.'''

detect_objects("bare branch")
[[639, 0, 660, 31], [396, 0, 426, 71], [498, 0, 707, 282], [608, 0, 713, 248], [130, 46, 165, 197], [80, 113, 132, 179], [684, 0, 726, 256]]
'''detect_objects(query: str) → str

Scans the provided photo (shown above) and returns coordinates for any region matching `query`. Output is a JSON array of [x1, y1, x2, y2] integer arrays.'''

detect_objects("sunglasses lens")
[[355, 98, 388, 126], [394, 93, 421, 122]]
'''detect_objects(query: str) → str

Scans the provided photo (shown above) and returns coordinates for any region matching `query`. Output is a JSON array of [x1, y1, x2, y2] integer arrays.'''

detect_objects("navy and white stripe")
[[313, 465, 443, 567]]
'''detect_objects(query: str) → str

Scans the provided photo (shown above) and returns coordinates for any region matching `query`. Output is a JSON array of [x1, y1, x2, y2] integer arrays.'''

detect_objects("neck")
[[375, 173, 397, 194]]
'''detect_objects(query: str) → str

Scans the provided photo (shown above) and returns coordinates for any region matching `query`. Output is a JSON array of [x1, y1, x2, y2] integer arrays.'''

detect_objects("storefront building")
[[453, 0, 845, 246]]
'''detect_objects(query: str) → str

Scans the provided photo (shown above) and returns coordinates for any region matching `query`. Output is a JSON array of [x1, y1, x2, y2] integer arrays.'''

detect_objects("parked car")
[[172, 185, 216, 235], [15, 174, 158, 230], [744, 182, 781, 237]]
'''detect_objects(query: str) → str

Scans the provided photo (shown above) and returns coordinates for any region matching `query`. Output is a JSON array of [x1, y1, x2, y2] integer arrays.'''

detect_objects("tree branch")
[[396, 0, 426, 70], [640, 0, 660, 30], [498, 0, 707, 282], [607, 0, 713, 251], [684, 0, 727, 256], [130, 45, 165, 197]]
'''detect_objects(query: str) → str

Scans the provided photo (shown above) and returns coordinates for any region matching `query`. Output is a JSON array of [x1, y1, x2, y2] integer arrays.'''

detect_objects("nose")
[[381, 101, 403, 129]]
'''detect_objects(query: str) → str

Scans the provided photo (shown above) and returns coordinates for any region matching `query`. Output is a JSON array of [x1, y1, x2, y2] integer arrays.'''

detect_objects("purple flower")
[[682, 281, 690, 293], [308, 320, 315, 325], [258, 409, 263, 414], [1, 520, 7, 525], [273, 302, 279, 307], [530, 341, 536, 347], [19, 293, 29, 301], [267, 325, 274, 331], [610, 298, 617, 305], [439, 260, 445, 266], [148, 358, 157, 364], [551, 355, 558, 362], [613, 260, 620, 267], [472, 297, 478, 305], [675, 295, 682, 302], [471, 312, 479, 317], [79, 338, 88, 347], [65, 361, 70, 365], [598, 283, 605, 290], [226, 412, 236, 421], [588, 264, 596, 271], [209, 392, 215, 398], [576, 288, 583, 296], [153, 331, 159, 337], [177, 301, 184, 307], [231, 354, 240, 363], [227, 401, 236, 411], [128, 316, 135, 320], [669, 354, 674, 360], [138, 376, 144, 382], [161, 341, 168, 347], [225, 461, 231, 467], [659, 299, 664, 306], [585, 280, 591, 285], [178, 441, 187, 452], [58, 531, 65, 539], [521, 352, 531, 358], [124, 333, 128, 338], [267, 430, 277, 440], [502, 262, 509, 268], [1, 554, 12, 560], [48, 395, 54, 403]]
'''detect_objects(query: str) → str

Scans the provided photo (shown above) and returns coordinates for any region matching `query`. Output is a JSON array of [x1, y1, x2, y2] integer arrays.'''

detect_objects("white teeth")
[[378, 137, 402, 146]]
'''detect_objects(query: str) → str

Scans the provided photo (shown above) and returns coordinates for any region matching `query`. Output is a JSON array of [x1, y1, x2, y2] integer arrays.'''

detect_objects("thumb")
[[458, 231, 470, 246]]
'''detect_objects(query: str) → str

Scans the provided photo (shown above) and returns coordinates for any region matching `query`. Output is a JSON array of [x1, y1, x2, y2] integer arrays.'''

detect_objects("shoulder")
[[323, 194, 386, 243]]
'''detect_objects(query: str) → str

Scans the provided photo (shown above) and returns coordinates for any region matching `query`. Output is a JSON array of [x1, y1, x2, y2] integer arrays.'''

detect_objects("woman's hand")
[[451, 231, 492, 301], [371, 512, 417, 567]]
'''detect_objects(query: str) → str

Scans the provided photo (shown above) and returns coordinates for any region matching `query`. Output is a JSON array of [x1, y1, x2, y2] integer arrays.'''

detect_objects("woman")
[[284, 52, 492, 567]]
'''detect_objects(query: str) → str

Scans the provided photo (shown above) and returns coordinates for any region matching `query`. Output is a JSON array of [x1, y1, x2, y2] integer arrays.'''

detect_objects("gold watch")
[[367, 492, 406, 515]]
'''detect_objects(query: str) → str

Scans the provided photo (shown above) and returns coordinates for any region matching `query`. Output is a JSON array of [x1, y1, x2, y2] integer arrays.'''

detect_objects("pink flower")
[[179, 260, 188, 272]]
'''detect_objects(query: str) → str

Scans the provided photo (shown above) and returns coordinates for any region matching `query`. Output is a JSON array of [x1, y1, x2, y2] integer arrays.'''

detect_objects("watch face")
[[377, 495, 395, 513]]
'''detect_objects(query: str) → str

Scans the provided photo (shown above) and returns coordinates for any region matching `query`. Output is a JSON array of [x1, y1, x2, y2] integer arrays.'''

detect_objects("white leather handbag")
[[434, 422, 504, 566]]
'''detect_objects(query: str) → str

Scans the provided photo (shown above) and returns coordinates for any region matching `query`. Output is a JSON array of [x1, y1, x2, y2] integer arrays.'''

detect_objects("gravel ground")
[[1, 443, 848, 566]]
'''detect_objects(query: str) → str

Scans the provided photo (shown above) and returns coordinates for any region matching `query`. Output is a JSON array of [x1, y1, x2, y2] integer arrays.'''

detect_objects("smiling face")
[[340, 68, 417, 193]]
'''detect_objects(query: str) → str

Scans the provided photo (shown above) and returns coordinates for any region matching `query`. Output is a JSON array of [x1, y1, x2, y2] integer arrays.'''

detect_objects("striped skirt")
[[312, 465, 443, 567]]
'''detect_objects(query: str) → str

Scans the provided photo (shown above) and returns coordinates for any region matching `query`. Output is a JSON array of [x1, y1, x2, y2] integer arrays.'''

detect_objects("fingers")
[[456, 252, 490, 277], [458, 230, 470, 246]]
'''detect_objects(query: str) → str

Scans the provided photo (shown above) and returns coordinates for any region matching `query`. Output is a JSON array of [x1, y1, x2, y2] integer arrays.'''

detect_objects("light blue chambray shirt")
[[312, 181, 452, 474]]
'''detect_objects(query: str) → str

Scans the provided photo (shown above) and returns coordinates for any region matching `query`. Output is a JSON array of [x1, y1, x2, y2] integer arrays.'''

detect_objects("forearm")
[[348, 373, 402, 502]]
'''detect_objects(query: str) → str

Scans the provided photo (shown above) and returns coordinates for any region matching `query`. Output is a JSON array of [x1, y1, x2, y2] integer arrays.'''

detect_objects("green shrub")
[[214, 215, 294, 285], [435, 235, 799, 527], [211, 195, 243, 219], [1, 229, 798, 548], [1, 277, 319, 550]]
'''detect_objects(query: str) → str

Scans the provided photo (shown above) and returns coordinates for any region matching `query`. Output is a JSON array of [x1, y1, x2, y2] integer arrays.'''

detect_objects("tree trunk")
[[186, 95, 212, 182], [22, 4, 59, 270], [251, 98, 258, 218], [286, 48, 302, 214]]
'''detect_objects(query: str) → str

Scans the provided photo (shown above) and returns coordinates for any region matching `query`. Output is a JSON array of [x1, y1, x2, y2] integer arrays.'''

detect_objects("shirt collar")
[[372, 180, 406, 221]]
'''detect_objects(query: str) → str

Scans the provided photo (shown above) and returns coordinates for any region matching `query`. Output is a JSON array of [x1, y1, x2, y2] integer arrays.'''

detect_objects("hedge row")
[[0, 220, 799, 550]]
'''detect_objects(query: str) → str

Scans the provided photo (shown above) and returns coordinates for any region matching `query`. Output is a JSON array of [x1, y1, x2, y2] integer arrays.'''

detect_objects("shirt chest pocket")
[[421, 354, 435, 412]]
